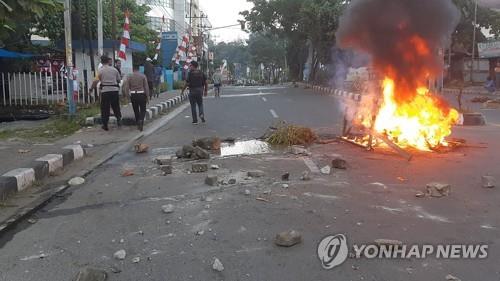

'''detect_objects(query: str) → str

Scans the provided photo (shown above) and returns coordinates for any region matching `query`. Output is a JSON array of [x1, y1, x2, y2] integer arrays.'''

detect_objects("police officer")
[[90, 56, 122, 131], [123, 64, 150, 131], [181, 61, 208, 124]]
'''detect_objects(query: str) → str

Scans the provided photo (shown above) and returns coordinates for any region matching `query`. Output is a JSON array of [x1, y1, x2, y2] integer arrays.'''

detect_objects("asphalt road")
[[1, 85, 500, 281]]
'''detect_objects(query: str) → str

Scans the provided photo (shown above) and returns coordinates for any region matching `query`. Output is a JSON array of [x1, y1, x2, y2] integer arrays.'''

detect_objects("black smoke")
[[336, 0, 460, 100]]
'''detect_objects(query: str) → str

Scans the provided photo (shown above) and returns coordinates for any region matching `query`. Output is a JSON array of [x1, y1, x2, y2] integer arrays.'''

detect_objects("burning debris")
[[336, 0, 461, 153]]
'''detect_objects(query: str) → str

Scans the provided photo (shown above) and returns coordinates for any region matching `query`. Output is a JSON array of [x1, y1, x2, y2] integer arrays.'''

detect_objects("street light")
[[471, 0, 478, 83]]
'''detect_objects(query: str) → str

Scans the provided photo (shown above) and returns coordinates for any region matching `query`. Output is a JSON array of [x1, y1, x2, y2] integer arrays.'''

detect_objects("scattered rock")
[[481, 175, 496, 188], [244, 189, 251, 195], [374, 239, 403, 246], [247, 170, 265, 178], [415, 192, 426, 198], [211, 164, 220, 170], [281, 172, 290, 181], [68, 177, 85, 186], [17, 149, 30, 154], [290, 146, 311, 156], [331, 157, 347, 169], [27, 218, 37, 224], [192, 163, 209, 173], [300, 171, 311, 181], [320, 166, 331, 175], [282, 184, 289, 189], [192, 146, 210, 160], [275, 230, 302, 247], [426, 182, 451, 197], [155, 155, 173, 165], [228, 178, 237, 184], [178, 145, 195, 158], [161, 204, 175, 214], [205, 196, 214, 202], [74, 267, 107, 281], [205, 175, 218, 186], [212, 258, 224, 272], [113, 250, 126, 260], [193, 137, 221, 150], [445, 274, 462, 281], [222, 137, 236, 143], [160, 165, 173, 175], [132, 257, 141, 263], [122, 169, 134, 177], [134, 143, 149, 153]]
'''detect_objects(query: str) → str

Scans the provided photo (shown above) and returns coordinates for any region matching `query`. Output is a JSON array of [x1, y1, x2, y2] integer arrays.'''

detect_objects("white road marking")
[[213, 92, 281, 98], [262, 97, 267, 102], [270, 109, 279, 118], [302, 157, 320, 173]]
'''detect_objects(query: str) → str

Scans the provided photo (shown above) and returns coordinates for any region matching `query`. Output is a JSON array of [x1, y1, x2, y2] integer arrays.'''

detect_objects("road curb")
[[87, 92, 188, 126], [0, 145, 86, 201], [300, 83, 361, 102]]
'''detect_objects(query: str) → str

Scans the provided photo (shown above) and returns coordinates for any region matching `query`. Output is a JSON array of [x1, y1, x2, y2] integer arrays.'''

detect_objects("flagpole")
[[471, 0, 477, 83]]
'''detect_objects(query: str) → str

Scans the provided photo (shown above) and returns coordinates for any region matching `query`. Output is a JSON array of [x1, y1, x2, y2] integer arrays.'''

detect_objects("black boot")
[[138, 120, 144, 131], [102, 124, 109, 131]]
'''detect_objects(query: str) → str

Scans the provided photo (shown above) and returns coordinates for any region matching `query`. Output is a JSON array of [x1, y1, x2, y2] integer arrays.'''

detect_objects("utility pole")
[[97, 0, 103, 56], [111, 0, 117, 62], [63, 0, 76, 115], [471, 0, 478, 83]]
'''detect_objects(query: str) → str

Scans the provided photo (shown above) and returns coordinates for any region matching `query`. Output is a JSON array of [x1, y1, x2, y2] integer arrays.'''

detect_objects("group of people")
[[90, 55, 216, 131]]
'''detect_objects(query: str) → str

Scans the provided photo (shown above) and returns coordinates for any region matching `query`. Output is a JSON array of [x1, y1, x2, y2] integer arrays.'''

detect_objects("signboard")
[[162, 31, 178, 68], [478, 41, 500, 58]]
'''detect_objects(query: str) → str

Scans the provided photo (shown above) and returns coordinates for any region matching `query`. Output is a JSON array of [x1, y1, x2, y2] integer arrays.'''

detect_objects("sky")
[[202, 0, 254, 43]]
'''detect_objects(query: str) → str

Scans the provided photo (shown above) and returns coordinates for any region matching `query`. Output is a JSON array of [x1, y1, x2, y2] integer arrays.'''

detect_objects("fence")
[[0, 71, 97, 107]]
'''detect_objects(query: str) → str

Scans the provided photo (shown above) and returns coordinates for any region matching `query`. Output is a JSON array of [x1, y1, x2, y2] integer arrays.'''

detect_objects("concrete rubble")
[[134, 143, 149, 153], [192, 163, 209, 173], [155, 155, 173, 165], [193, 137, 221, 151], [113, 250, 126, 260], [274, 230, 302, 247], [212, 257, 224, 272], [74, 267, 107, 281], [481, 175, 496, 188], [247, 170, 265, 178], [320, 166, 331, 175], [426, 182, 451, 197], [205, 175, 218, 186], [160, 165, 173, 175], [68, 177, 85, 186], [161, 204, 175, 214], [331, 157, 347, 169]]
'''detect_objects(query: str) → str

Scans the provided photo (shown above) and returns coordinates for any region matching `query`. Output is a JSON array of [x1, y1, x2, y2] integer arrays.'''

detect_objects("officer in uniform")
[[90, 56, 122, 131], [122, 64, 150, 131]]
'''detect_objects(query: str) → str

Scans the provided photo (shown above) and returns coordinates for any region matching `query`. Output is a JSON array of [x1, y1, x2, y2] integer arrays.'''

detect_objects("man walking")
[[144, 58, 155, 100], [182, 61, 208, 124], [212, 69, 222, 98], [90, 56, 122, 131], [123, 64, 149, 131]]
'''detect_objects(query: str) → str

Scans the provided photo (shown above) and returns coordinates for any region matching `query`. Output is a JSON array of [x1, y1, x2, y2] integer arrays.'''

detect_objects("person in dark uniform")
[[90, 56, 122, 131], [144, 58, 155, 99], [123, 64, 149, 131], [181, 61, 208, 124]]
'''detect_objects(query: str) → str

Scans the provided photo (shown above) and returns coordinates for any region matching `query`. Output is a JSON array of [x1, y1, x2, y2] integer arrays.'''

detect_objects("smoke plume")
[[336, 0, 460, 102]]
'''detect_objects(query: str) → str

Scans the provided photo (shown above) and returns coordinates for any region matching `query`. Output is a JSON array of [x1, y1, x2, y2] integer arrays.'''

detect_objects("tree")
[[210, 40, 250, 77], [0, 0, 59, 49], [247, 33, 285, 82]]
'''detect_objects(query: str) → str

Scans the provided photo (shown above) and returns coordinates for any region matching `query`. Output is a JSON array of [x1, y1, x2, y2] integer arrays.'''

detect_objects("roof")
[[0, 49, 33, 59], [55, 40, 147, 53]]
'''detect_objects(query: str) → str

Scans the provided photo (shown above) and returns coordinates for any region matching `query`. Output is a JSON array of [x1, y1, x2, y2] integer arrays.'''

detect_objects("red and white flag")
[[118, 11, 131, 60]]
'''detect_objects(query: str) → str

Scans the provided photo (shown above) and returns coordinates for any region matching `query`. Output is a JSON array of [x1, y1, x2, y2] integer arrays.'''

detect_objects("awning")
[[0, 49, 33, 58]]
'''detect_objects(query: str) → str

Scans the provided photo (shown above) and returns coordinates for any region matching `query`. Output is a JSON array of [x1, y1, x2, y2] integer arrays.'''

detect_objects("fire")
[[372, 77, 459, 151]]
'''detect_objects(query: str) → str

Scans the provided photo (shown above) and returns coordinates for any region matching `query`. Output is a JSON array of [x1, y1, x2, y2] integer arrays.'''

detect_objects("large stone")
[[181, 145, 195, 158], [482, 176, 496, 188], [192, 146, 210, 160], [274, 230, 302, 247], [155, 155, 173, 165], [205, 175, 218, 186], [331, 157, 347, 169], [426, 182, 451, 197], [290, 146, 311, 156], [134, 143, 149, 154], [193, 137, 221, 150], [113, 250, 126, 260], [74, 267, 107, 281], [228, 178, 237, 185], [212, 258, 224, 272], [281, 173, 290, 181], [161, 204, 175, 214], [160, 165, 173, 175], [68, 177, 85, 186], [192, 163, 209, 173], [247, 170, 265, 178], [320, 166, 331, 175]]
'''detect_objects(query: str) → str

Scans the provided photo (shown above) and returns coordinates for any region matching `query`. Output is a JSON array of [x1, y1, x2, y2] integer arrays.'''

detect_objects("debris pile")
[[265, 122, 317, 146]]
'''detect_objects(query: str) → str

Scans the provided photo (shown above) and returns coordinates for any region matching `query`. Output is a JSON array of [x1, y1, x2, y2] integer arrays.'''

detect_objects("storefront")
[[478, 40, 500, 80]]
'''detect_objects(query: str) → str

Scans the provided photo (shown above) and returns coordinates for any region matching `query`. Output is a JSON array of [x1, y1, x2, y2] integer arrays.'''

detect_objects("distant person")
[[212, 69, 222, 98], [114, 59, 122, 77], [90, 55, 122, 131], [485, 76, 496, 93], [123, 64, 149, 131], [495, 61, 500, 91], [154, 65, 162, 98], [181, 61, 208, 124], [144, 58, 155, 99]]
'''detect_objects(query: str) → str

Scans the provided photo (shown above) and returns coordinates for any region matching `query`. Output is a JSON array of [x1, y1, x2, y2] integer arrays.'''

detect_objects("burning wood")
[[336, 0, 462, 156]]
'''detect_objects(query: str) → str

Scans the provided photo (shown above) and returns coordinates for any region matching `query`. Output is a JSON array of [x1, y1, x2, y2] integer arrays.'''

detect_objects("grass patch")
[[0, 105, 100, 141]]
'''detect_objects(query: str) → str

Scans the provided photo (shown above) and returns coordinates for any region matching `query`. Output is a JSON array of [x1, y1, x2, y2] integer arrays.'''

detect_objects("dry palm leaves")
[[266, 123, 317, 146]]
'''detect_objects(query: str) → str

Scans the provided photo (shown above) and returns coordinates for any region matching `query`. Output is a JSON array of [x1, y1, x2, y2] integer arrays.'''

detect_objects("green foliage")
[[173, 80, 184, 90], [211, 40, 250, 75]]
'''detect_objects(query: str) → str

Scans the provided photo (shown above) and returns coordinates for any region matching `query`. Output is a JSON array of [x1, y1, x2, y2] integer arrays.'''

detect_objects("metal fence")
[[0, 71, 97, 107]]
